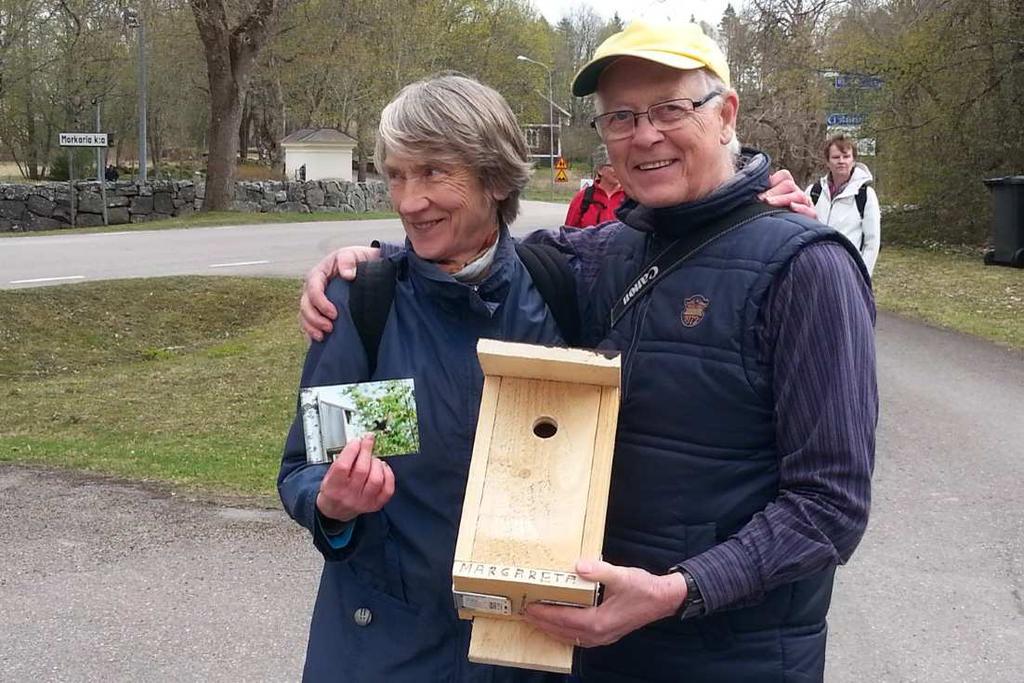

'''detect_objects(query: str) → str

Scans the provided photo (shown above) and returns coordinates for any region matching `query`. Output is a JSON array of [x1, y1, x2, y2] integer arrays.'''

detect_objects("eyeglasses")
[[590, 91, 723, 141]]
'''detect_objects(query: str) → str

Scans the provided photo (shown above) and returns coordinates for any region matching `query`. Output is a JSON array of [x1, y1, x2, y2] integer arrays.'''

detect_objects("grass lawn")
[[1, 246, 1020, 500], [523, 166, 581, 203], [0, 277, 307, 501], [873, 246, 1024, 350], [0, 209, 397, 239]]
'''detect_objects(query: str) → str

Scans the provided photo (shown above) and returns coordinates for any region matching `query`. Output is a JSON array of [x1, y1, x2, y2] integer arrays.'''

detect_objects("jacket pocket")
[[305, 563, 430, 682], [346, 515, 415, 610]]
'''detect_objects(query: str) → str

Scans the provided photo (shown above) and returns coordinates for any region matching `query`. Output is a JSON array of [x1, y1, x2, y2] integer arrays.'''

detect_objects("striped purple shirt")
[[529, 228, 877, 613], [680, 241, 876, 612]]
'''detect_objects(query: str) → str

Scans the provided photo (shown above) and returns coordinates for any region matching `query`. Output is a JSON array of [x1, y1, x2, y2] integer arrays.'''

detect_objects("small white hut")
[[280, 128, 357, 182]]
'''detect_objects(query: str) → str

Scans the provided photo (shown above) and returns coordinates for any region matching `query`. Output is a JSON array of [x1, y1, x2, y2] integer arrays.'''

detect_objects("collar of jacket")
[[822, 162, 873, 201], [615, 149, 772, 238], [593, 183, 624, 200], [401, 221, 515, 317]]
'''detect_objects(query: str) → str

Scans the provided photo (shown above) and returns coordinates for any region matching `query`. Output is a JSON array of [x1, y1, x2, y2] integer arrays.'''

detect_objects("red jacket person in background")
[[564, 145, 626, 228]]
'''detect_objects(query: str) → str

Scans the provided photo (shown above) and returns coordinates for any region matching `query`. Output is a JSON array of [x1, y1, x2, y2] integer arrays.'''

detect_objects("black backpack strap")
[[579, 183, 598, 216], [810, 181, 822, 205], [349, 259, 398, 376], [855, 184, 869, 218], [515, 242, 582, 347]]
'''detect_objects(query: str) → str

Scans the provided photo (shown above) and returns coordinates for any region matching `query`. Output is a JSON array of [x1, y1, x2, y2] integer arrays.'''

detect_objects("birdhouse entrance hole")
[[532, 416, 558, 439]]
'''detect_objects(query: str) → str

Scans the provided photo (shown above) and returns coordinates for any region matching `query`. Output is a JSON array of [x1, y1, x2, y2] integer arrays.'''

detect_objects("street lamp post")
[[93, 97, 109, 225], [517, 55, 555, 194], [123, 7, 147, 183]]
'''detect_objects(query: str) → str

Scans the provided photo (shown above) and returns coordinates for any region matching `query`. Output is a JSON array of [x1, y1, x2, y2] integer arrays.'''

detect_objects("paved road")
[[0, 467, 312, 682], [0, 201, 570, 288], [2, 313, 1022, 682], [827, 314, 1024, 682]]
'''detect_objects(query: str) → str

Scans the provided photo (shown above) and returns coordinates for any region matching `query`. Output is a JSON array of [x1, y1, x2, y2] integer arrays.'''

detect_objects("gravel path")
[[0, 466, 316, 682]]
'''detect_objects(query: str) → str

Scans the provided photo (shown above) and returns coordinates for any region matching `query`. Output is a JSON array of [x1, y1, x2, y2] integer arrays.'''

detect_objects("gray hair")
[[699, 69, 741, 160], [375, 74, 532, 225]]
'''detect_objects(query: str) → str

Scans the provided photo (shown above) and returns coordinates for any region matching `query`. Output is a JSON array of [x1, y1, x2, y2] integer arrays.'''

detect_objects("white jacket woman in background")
[[807, 134, 881, 275]]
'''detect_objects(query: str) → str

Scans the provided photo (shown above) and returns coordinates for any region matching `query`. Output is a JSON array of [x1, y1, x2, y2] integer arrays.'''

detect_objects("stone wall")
[[229, 180, 391, 215], [0, 179, 391, 232]]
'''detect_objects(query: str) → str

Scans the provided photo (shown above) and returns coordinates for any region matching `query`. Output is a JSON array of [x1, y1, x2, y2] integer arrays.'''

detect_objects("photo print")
[[301, 378, 419, 464]]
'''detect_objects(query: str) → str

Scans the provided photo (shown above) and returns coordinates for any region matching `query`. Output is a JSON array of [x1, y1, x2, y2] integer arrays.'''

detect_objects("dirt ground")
[[0, 465, 316, 682]]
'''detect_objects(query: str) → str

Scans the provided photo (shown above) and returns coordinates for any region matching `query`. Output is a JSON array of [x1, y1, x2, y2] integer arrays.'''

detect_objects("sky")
[[534, 0, 742, 29]]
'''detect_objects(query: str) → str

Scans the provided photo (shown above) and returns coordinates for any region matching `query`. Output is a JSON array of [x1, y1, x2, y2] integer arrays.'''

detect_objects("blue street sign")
[[834, 74, 883, 90], [826, 113, 865, 127]]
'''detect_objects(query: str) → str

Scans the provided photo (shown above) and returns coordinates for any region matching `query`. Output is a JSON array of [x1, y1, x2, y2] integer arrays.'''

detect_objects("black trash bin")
[[982, 176, 1024, 268]]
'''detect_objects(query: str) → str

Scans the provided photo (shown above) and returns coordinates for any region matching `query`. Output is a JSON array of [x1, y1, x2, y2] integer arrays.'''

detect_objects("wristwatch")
[[669, 567, 706, 620]]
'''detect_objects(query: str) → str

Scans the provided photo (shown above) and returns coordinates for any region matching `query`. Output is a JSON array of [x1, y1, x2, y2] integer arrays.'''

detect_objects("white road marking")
[[208, 260, 270, 269], [9, 275, 85, 284]]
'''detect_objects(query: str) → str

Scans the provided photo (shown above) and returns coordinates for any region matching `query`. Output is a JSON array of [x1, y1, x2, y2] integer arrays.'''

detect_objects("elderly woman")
[[277, 74, 569, 682]]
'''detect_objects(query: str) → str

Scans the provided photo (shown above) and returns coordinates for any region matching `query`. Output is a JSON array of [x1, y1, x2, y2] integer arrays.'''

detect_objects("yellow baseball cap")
[[572, 21, 731, 96]]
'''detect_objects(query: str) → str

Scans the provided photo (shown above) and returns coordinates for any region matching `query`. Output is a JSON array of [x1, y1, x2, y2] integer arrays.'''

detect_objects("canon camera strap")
[[610, 203, 783, 328]]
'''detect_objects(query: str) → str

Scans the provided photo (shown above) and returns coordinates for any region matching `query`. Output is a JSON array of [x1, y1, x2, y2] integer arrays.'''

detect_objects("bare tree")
[[190, 0, 289, 211], [722, 0, 839, 183]]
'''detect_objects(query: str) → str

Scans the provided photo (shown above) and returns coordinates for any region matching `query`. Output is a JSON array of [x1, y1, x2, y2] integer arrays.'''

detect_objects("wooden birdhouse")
[[452, 339, 621, 674]]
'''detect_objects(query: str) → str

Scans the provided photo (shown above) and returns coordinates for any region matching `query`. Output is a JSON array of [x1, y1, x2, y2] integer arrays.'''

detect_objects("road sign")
[[59, 132, 108, 147], [835, 74, 883, 90], [555, 157, 568, 171], [826, 113, 865, 127], [555, 169, 569, 183]]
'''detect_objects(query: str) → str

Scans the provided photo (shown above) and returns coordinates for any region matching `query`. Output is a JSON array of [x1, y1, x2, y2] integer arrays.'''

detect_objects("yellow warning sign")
[[555, 169, 569, 183], [555, 157, 568, 171]]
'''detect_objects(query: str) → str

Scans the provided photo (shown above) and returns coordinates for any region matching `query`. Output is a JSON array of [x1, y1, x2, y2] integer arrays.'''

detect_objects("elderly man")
[[299, 21, 875, 682], [515, 22, 876, 682]]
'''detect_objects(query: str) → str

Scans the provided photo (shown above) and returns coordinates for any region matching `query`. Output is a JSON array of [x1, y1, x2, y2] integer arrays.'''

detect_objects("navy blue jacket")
[[571, 157, 873, 682], [278, 228, 568, 682]]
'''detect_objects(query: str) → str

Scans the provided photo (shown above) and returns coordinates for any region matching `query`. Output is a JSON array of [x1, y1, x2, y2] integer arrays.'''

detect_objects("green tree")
[[0, 0, 126, 179], [829, 0, 1024, 244], [272, 0, 554, 180], [351, 381, 419, 457]]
